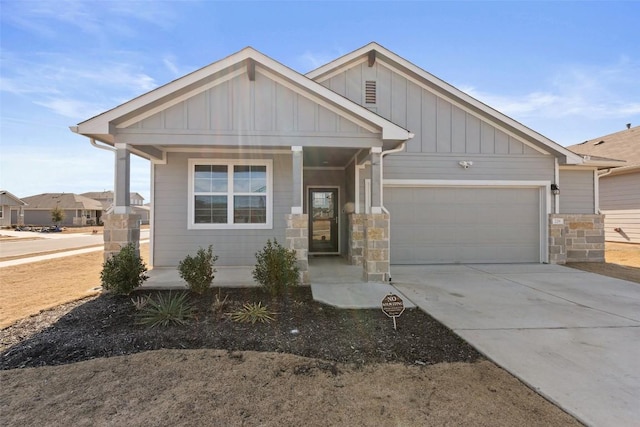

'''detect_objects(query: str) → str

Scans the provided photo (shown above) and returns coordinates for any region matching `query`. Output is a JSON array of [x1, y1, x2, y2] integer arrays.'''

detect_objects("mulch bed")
[[1, 287, 482, 370]]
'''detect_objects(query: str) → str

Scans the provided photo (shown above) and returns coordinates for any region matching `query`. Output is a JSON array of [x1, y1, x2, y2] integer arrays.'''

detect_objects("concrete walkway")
[[391, 264, 640, 427]]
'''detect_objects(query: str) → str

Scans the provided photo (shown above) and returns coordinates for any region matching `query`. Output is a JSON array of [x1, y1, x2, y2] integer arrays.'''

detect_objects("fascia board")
[[76, 48, 257, 134], [76, 45, 411, 143]]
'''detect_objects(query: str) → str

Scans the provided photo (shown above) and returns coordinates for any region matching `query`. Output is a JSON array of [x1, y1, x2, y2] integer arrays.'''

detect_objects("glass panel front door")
[[309, 189, 339, 253]]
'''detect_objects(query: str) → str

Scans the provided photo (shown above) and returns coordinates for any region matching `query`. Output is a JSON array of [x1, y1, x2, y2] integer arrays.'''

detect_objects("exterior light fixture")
[[458, 160, 473, 169], [551, 184, 560, 195]]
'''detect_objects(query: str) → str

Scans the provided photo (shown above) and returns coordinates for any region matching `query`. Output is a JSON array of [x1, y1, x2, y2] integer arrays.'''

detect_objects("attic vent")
[[365, 80, 376, 104], [594, 140, 605, 146]]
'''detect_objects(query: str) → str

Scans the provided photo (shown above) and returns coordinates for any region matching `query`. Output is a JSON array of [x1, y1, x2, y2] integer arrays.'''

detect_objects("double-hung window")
[[188, 159, 272, 229]]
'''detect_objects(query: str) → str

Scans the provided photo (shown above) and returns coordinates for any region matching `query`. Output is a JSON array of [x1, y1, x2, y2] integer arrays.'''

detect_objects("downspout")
[[379, 135, 413, 214], [594, 168, 613, 214]]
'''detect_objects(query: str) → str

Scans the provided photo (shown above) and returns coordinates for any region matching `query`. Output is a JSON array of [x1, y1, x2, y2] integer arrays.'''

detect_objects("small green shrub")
[[252, 238, 299, 296], [178, 245, 218, 294], [101, 243, 148, 295], [136, 292, 194, 328], [228, 302, 276, 324]]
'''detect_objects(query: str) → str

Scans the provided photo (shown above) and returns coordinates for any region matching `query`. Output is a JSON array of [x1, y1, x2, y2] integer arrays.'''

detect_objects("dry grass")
[[0, 244, 149, 329]]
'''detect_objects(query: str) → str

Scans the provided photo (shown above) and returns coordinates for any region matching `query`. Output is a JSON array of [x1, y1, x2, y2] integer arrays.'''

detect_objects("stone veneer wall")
[[102, 213, 141, 261], [285, 213, 309, 284], [347, 213, 365, 266], [363, 213, 390, 282], [549, 214, 605, 264]]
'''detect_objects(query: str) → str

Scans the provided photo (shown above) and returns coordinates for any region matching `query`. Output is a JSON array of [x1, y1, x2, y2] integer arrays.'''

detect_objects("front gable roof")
[[0, 190, 27, 206], [307, 42, 584, 165], [72, 47, 412, 152]]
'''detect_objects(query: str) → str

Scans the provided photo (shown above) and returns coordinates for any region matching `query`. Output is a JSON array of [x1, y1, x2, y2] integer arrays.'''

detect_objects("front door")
[[309, 188, 339, 253]]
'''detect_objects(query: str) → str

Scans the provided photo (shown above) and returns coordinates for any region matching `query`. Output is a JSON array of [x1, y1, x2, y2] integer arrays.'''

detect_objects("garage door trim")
[[383, 179, 551, 263]]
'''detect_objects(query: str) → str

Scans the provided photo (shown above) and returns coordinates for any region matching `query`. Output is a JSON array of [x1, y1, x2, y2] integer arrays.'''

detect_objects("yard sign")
[[381, 293, 405, 330]]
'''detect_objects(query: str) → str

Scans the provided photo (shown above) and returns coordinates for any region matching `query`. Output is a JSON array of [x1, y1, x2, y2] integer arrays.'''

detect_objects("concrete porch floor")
[[142, 256, 410, 309]]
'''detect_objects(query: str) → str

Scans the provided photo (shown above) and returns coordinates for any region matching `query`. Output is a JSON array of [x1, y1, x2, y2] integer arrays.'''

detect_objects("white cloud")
[[3, 0, 178, 39], [459, 58, 640, 121], [297, 50, 344, 72], [1, 53, 157, 120]]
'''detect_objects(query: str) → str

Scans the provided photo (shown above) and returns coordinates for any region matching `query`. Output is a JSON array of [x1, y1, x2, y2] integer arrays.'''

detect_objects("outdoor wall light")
[[551, 184, 560, 195], [458, 160, 473, 169]]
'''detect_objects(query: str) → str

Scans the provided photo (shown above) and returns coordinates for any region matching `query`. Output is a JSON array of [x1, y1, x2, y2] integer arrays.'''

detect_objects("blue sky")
[[1, 0, 639, 201]]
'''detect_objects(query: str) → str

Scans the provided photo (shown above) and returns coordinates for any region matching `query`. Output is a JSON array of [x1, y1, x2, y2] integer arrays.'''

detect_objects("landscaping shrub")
[[228, 302, 276, 324], [100, 243, 148, 295], [252, 238, 299, 296], [178, 245, 218, 294], [136, 292, 194, 328]]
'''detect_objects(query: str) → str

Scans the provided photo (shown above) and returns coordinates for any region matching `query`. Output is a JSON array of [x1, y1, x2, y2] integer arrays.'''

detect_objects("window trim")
[[188, 158, 273, 230]]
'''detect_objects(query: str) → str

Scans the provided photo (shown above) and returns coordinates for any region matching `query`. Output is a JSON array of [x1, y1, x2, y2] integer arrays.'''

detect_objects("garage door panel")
[[387, 187, 542, 264]]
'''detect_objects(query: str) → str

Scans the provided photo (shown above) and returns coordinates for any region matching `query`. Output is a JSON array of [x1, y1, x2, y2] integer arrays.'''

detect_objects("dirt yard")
[[1, 240, 637, 426]]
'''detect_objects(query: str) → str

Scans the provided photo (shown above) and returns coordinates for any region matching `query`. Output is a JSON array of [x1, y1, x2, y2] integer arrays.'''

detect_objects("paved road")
[[0, 230, 150, 258]]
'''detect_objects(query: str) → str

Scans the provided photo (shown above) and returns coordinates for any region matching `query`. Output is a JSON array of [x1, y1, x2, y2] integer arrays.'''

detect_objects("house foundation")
[[285, 213, 309, 284], [549, 214, 605, 264], [363, 213, 390, 282], [102, 213, 141, 261]]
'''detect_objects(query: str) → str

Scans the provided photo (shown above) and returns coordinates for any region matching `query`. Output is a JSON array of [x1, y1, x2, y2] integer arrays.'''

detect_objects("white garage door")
[[386, 187, 542, 264]]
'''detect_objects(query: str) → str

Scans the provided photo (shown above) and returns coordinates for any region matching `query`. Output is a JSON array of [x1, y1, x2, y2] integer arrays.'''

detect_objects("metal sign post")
[[381, 293, 405, 330]]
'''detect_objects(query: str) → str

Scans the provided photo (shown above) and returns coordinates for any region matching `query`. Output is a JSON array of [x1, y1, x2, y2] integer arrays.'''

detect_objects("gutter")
[[379, 135, 413, 214]]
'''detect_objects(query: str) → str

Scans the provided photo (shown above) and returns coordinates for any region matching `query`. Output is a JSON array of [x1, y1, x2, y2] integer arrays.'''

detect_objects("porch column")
[[286, 146, 309, 283], [291, 146, 303, 214], [114, 143, 131, 214], [370, 147, 382, 214], [362, 147, 389, 281], [103, 143, 140, 260]]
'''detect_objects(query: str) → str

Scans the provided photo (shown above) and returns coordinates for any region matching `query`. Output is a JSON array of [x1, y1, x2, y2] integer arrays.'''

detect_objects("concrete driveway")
[[391, 264, 640, 427]]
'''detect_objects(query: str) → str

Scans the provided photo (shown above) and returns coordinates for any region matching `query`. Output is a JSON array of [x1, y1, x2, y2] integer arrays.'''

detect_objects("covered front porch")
[[141, 255, 403, 308]]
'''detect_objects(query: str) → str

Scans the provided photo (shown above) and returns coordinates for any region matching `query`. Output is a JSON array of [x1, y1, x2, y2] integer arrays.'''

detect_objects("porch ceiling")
[[303, 147, 359, 168]]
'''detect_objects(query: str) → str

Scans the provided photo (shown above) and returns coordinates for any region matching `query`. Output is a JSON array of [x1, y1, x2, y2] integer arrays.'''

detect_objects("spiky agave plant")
[[136, 292, 194, 328], [228, 302, 276, 324]]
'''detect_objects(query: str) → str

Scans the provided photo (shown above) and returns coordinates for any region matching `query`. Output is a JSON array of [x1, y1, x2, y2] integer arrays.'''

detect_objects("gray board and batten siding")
[[152, 152, 293, 267], [124, 70, 381, 149], [322, 54, 557, 264]]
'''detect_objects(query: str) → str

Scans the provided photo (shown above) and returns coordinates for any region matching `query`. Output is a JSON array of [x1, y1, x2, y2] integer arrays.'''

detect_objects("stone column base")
[[285, 213, 309, 284], [347, 213, 365, 266], [549, 214, 605, 264], [363, 213, 390, 282], [102, 213, 141, 261]]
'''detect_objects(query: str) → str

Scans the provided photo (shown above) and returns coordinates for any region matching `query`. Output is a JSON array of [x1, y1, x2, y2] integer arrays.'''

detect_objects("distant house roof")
[[0, 190, 27, 206], [567, 125, 639, 174], [21, 193, 103, 211], [81, 191, 145, 201]]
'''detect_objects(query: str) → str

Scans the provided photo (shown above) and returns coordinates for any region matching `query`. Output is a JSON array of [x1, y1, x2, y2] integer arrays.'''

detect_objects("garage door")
[[386, 187, 542, 264]]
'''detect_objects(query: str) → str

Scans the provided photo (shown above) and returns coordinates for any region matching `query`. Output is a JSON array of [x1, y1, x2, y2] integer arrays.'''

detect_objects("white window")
[[188, 159, 273, 229]]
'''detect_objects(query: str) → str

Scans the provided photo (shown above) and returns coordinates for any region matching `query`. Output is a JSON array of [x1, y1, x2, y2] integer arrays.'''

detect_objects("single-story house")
[[71, 43, 619, 282], [81, 191, 150, 224], [568, 125, 639, 243], [0, 190, 27, 227], [20, 193, 103, 227]]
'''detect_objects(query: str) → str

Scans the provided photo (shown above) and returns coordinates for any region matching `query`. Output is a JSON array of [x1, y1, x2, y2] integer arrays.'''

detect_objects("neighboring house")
[[21, 193, 103, 227], [568, 125, 640, 244], [81, 191, 150, 224], [0, 190, 27, 227], [71, 43, 617, 281]]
